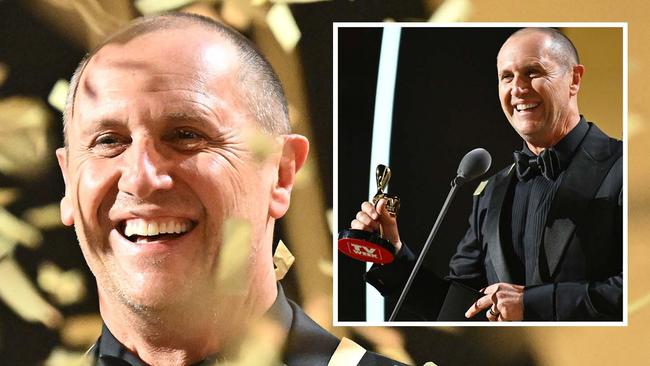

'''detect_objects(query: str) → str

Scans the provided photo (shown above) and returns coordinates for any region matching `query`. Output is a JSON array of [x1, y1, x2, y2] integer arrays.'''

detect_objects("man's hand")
[[464, 283, 524, 321], [350, 198, 402, 253]]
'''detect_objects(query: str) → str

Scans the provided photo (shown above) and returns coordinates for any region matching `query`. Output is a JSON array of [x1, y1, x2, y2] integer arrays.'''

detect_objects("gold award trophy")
[[338, 165, 400, 264]]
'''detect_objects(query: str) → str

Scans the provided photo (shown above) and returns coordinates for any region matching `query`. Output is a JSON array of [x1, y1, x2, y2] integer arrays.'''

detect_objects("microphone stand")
[[388, 175, 466, 321]]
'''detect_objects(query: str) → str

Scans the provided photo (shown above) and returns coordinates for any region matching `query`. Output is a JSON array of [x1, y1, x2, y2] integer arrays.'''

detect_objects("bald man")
[[359, 28, 622, 321], [57, 13, 405, 365]]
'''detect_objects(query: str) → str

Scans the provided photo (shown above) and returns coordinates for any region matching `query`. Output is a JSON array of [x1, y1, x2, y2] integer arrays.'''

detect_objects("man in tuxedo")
[[57, 13, 405, 365], [356, 27, 622, 321]]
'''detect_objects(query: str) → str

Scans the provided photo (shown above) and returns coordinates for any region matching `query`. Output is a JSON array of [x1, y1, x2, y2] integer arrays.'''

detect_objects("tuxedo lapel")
[[485, 164, 515, 283], [542, 123, 621, 278]]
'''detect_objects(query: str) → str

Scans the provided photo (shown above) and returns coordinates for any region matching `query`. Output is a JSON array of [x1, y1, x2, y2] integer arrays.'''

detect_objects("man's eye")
[[175, 129, 202, 140], [96, 134, 120, 145], [501, 75, 513, 82]]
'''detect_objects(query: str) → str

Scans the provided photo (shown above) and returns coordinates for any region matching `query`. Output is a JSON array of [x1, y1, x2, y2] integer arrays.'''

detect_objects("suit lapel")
[[485, 164, 515, 283], [542, 124, 620, 278]]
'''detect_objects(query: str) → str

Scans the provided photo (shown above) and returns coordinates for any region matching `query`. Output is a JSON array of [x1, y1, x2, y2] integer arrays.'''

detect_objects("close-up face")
[[56, 25, 285, 311], [497, 31, 578, 147]]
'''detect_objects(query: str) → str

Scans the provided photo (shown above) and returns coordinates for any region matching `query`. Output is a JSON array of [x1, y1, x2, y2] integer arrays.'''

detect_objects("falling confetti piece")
[[243, 127, 279, 163], [318, 258, 332, 278], [218, 317, 285, 366], [354, 327, 414, 365], [0, 207, 43, 249], [629, 291, 650, 315], [0, 62, 8, 87], [328, 337, 367, 366], [0, 188, 20, 207], [429, 0, 472, 22], [23, 203, 65, 230], [48, 79, 70, 113], [220, 0, 254, 30], [0, 256, 63, 329], [43, 347, 93, 366], [60, 314, 103, 348], [0, 236, 16, 260], [37, 261, 87, 306], [216, 217, 252, 294], [423, 362, 438, 366], [266, 4, 301, 53], [273, 239, 295, 280], [135, 0, 199, 14], [0, 96, 51, 178], [325, 208, 332, 234]]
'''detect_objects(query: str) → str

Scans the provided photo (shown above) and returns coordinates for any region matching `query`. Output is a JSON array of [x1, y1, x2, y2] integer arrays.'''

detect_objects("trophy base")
[[337, 229, 396, 264]]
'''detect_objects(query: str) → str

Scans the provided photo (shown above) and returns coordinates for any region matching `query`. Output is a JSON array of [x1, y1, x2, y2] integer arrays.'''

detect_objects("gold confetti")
[[48, 79, 70, 113], [43, 347, 93, 366], [219, 317, 286, 366], [429, 0, 472, 22], [0, 236, 16, 260], [328, 337, 367, 366], [0, 62, 8, 87], [270, 0, 332, 3], [0, 207, 43, 249], [221, 0, 254, 30], [628, 112, 643, 138], [0, 256, 63, 329], [23, 203, 65, 230], [216, 217, 252, 294], [273, 239, 295, 280], [318, 258, 332, 278], [135, 0, 199, 14], [60, 314, 103, 348], [325, 208, 332, 234], [266, 4, 301, 53], [0, 96, 51, 178], [629, 291, 650, 315], [37, 262, 87, 306], [0, 188, 20, 207], [243, 127, 279, 163], [353, 327, 414, 365]]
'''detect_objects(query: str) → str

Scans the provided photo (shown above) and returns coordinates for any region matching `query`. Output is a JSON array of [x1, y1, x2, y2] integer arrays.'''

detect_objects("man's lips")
[[116, 217, 197, 243]]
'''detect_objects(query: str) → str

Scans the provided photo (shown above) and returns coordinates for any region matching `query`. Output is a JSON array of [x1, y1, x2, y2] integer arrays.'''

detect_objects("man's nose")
[[511, 75, 530, 97], [118, 138, 173, 198]]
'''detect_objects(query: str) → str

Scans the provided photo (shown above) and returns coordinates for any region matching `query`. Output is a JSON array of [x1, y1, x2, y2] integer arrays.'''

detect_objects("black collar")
[[93, 284, 293, 365]]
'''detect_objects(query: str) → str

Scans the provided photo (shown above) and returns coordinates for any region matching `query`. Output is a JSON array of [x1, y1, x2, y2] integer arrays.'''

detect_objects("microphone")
[[388, 148, 492, 321], [454, 148, 492, 186]]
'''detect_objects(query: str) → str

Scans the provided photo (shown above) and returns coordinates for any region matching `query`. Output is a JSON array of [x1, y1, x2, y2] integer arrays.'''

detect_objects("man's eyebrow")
[[81, 119, 125, 135]]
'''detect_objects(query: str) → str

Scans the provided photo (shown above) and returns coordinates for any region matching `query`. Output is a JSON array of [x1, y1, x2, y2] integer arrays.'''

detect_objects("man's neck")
[[98, 272, 278, 365], [526, 113, 581, 155]]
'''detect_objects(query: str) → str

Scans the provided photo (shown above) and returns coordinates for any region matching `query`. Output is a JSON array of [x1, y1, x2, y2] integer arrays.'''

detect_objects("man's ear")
[[56, 148, 74, 226], [268, 135, 309, 219], [569, 64, 585, 96]]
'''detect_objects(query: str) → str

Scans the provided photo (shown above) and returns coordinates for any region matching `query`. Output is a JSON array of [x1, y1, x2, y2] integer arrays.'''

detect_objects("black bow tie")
[[513, 148, 562, 181]]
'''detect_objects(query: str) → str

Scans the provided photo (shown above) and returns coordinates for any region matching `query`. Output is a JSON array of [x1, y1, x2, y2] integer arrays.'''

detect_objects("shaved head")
[[505, 27, 580, 70]]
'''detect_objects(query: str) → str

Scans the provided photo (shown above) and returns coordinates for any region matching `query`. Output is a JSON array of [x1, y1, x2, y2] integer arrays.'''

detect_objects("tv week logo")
[[348, 242, 380, 260]]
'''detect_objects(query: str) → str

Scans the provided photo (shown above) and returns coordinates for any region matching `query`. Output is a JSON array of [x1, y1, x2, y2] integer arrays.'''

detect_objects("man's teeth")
[[124, 220, 190, 237], [516, 103, 539, 111]]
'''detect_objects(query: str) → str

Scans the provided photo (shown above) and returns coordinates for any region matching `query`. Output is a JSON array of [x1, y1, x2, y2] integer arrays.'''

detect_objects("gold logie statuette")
[[371, 164, 400, 216]]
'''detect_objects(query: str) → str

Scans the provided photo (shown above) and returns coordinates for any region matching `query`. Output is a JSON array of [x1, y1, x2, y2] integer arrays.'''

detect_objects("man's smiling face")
[[497, 31, 578, 148], [57, 26, 281, 311]]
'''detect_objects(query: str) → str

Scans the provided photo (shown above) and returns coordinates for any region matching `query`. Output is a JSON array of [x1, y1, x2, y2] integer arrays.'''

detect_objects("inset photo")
[[334, 23, 626, 325]]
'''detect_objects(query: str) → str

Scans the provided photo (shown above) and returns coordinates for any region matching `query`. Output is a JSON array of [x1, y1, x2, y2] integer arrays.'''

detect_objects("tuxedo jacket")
[[367, 121, 622, 321]]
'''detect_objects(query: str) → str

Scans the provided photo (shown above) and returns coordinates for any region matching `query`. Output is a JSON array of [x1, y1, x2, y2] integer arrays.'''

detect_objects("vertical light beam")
[[366, 26, 401, 322]]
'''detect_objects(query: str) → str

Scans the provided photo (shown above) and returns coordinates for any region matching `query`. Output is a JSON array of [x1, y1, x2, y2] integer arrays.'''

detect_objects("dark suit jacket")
[[367, 121, 622, 321]]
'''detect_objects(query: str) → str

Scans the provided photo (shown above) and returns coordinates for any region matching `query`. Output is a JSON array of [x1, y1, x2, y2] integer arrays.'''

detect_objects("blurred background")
[[0, 0, 647, 365]]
